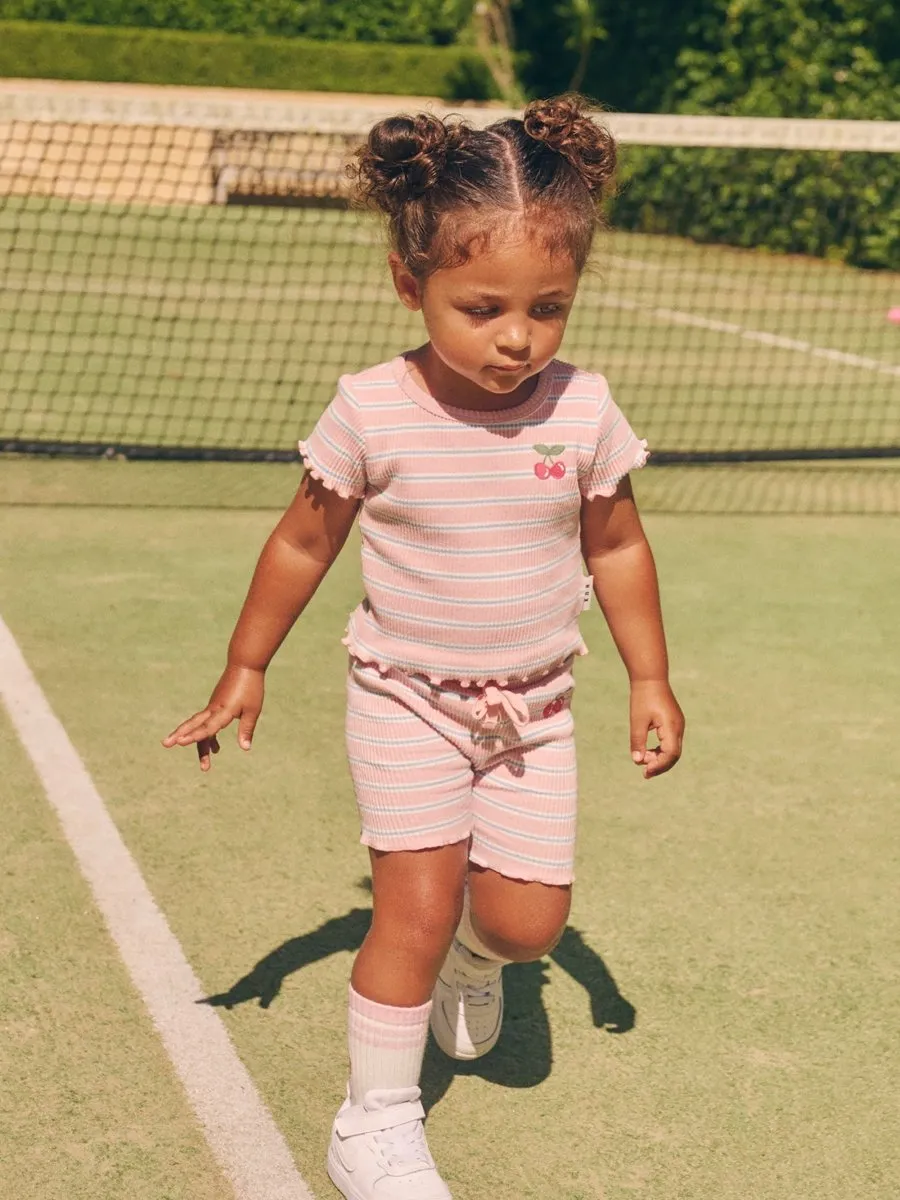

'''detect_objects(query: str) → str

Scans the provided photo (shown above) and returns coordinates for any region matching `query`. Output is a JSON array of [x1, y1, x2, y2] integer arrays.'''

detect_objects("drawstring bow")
[[472, 685, 530, 729]]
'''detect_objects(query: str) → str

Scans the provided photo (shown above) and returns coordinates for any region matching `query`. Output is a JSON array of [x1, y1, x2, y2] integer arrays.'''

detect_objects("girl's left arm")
[[581, 476, 685, 778]]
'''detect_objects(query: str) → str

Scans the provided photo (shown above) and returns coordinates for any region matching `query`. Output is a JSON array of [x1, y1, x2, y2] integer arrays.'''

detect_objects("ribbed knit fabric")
[[346, 658, 579, 884], [347, 986, 432, 1105], [299, 355, 648, 688]]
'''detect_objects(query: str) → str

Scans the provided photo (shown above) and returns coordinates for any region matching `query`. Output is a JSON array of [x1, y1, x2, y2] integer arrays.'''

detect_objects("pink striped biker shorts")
[[345, 658, 578, 885]]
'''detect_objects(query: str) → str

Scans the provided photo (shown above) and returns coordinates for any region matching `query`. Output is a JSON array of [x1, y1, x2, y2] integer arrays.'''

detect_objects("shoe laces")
[[461, 982, 497, 1005], [455, 955, 502, 1004], [374, 1119, 432, 1172]]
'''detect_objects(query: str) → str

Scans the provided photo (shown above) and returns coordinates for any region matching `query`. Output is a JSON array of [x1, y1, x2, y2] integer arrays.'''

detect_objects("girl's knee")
[[489, 917, 567, 962], [470, 876, 571, 962]]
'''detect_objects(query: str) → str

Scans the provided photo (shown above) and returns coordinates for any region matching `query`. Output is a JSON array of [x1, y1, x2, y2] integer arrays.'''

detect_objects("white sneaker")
[[327, 1086, 452, 1199], [430, 938, 504, 1061]]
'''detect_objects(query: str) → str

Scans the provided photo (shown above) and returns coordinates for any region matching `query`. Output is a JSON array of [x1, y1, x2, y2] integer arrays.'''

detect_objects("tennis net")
[[1, 81, 898, 465]]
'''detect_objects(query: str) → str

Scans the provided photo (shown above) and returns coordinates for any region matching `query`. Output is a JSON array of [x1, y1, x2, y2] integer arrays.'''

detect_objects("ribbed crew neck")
[[392, 354, 553, 424]]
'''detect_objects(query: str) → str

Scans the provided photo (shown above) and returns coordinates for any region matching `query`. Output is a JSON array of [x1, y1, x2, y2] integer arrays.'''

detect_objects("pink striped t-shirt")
[[298, 354, 648, 687]]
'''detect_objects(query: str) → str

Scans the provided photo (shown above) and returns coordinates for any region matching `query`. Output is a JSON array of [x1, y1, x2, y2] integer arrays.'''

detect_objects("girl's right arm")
[[162, 472, 360, 770]]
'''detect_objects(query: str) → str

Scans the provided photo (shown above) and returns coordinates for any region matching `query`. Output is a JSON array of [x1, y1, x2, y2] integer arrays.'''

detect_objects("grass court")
[[1, 482, 898, 1198]]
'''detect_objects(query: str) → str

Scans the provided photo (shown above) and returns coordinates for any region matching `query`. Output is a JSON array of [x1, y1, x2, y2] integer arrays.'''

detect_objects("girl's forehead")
[[430, 228, 579, 295]]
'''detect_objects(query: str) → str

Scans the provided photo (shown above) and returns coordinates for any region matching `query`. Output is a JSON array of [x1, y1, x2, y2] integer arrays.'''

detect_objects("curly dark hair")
[[349, 94, 617, 278]]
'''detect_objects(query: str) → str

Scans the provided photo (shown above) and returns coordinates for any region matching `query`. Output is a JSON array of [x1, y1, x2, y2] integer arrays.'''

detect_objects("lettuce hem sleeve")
[[580, 438, 650, 501], [297, 441, 366, 501]]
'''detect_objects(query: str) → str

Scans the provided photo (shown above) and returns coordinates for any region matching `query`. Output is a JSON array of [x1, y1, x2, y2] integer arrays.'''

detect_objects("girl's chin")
[[483, 364, 531, 382]]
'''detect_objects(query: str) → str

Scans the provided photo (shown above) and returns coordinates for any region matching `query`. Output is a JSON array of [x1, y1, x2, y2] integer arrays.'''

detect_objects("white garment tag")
[[582, 576, 594, 611]]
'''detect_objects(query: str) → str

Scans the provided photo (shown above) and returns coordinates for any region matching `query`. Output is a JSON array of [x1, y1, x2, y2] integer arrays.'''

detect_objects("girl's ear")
[[388, 253, 422, 311]]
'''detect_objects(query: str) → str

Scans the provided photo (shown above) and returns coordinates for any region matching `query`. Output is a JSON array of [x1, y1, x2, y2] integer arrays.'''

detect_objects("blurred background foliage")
[[1, 0, 897, 265], [0, 0, 475, 44], [3, 0, 897, 117]]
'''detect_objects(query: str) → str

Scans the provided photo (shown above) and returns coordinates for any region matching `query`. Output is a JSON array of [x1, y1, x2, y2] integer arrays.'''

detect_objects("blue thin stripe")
[[471, 832, 570, 868], [357, 795, 467, 816], [355, 611, 582, 654], [362, 567, 581, 608], [477, 794, 576, 823], [371, 595, 579, 632], [353, 770, 471, 794], [360, 526, 573, 558], [476, 814, 574, 844], [347, 625, 585, 669], [367, 813, 471, 840]]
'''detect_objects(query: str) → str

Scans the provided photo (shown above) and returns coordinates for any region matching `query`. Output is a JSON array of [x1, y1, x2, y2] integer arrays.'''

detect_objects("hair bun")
[[353, 114, 454, 214], [523, 94, 616, 196]]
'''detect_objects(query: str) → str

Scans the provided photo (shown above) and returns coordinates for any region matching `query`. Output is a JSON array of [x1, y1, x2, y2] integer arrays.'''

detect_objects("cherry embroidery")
[[542, 694, 568, 720], [533, 443, 566, 480]]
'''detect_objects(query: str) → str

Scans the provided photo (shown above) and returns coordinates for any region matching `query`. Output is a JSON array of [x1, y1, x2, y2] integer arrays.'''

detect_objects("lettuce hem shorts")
[[345, 657, 578, 886]]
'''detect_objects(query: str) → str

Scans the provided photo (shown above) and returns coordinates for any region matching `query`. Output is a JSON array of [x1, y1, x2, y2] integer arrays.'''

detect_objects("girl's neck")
[[407, 345, 541, 412]]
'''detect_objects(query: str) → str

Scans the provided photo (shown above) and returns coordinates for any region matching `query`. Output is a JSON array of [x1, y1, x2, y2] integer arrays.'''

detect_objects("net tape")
[[2, 82, 900, 150]]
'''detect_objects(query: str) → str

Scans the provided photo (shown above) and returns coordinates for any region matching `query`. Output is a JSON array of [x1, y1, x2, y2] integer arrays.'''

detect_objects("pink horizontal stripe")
[[348, 986, 432, 1027]]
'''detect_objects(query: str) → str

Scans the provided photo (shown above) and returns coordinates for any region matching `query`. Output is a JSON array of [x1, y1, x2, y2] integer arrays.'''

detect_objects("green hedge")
[[611, 143, 900, 271], [0, 19, 495, 99], [0, 0, 475, 45]]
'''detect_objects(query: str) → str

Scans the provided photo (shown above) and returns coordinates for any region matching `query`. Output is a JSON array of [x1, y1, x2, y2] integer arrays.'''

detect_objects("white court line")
[[0, 614, 315, 1200], [598, 295, 900, 380]]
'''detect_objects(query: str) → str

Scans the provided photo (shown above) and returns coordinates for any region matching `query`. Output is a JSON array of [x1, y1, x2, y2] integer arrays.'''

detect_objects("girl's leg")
[[329, 844, 467, 1200], [465, 864, 571, 961], [353, 842, 469, 1005], [346, 841, 468, 1104], [430, 865, 571, 1062]]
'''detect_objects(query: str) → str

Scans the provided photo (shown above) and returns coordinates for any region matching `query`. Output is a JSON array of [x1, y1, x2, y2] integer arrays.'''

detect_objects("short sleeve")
[[298, 378, 367, 500], [579, 384, 649, 499]]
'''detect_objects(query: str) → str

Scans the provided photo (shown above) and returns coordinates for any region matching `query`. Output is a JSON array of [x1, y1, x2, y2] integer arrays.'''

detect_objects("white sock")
[[347, 985, 431, 1106], [456, 887, 511, 973]]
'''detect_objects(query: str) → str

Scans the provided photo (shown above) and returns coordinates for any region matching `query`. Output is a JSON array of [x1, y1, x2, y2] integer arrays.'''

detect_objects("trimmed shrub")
[[608, 2, 900, 270], [611, 144, 900, 271], [0, 0, 476, 45], [0, 19, 495, 99]]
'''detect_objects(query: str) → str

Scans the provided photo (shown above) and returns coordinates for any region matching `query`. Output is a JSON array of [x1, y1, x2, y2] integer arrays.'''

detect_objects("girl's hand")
[[162, 664, 265, 772], [629, 680, 684, 779]]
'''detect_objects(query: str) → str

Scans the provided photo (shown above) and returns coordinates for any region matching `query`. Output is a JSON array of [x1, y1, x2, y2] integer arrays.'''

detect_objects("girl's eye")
[[465, 307, 497, 319], [533, 304, 562, 316]]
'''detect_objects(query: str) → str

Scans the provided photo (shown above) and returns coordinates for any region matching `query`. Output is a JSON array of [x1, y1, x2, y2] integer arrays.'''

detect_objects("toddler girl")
[[164, 94, 685, 1200]]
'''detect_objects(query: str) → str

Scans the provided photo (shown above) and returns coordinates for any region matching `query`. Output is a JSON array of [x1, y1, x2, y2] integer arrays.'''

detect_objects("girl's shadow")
[[201, 884, 635, 1108]]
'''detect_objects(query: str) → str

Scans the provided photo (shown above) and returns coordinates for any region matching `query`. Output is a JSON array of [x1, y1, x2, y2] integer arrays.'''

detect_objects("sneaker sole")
[[429, 989, 503, 1061]]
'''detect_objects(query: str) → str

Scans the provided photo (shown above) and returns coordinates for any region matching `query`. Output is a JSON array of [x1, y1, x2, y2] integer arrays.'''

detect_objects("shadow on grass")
[[200, 879, 635, 1104]]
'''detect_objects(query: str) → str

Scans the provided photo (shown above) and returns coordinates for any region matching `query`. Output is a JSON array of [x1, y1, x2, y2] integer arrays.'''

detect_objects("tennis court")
[[2, 83, 899, 1200]]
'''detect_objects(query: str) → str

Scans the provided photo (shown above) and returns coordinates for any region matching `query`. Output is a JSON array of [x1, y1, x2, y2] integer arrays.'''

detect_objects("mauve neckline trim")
[[392, 353, 554, 424]]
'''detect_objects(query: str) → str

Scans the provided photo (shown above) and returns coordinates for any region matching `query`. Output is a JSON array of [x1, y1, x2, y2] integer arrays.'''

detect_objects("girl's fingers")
[[197, 735, 220, 771], [642, 723, 682, 777], [643, 748, 677, 778], [162, 709, 212, 747], [173, 708, 235, 747]]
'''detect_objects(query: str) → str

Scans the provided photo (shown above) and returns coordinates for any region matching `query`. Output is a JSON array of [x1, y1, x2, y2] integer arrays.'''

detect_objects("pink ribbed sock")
[[347, 985, 431, 1105]]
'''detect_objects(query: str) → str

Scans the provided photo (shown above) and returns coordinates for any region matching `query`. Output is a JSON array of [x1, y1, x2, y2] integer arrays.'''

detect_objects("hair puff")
[[351, 114, 460, 216], [523, 94, 617, 197]]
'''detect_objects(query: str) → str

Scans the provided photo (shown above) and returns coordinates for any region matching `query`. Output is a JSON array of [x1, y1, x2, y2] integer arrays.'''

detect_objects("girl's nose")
[[496, 320, 530, 353]]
